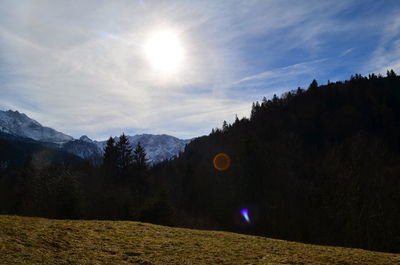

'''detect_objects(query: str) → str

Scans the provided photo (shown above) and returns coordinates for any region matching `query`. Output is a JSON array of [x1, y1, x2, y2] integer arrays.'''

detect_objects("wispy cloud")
[[232, 58, 329, 86], [0, 0, 398, 139], [365, 8, 400, 74]]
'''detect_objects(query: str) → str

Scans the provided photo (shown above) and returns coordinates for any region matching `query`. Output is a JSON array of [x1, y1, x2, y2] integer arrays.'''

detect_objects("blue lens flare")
[[240, 208, 250, 223]]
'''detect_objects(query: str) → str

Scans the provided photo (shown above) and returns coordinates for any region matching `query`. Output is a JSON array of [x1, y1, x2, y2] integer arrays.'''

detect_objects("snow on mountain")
[[0, 110, 191, 164], [128, 134, 190, 164], [97, 134, 191, 164], [62, 134, 190, 164], [79, 135, 93, 143], [61, 138, 103, 162], [0, 110, 73, 144]]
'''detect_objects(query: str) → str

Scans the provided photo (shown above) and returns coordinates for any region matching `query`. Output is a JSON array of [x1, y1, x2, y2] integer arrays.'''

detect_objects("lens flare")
[[240, 208, 250, 223], [213, 153, 231, 171]]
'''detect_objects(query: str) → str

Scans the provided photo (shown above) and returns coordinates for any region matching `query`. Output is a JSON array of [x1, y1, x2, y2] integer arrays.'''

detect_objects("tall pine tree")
[[116, 134, 133, 174], [133, 141, 148, 171], [102, 137, 118, 173]]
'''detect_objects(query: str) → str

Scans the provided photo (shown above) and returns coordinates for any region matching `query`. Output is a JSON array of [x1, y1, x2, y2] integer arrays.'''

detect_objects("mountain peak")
[[0, 110, 191, 164], [95, 134, 191, 164], [0, 110, 73, 144], [79, 135, 93, 143]]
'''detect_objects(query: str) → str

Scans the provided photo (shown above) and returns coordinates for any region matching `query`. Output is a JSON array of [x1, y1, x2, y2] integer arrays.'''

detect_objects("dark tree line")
[[0, 134, 176, 225], [0, 70, 399, 252], [151, 70, 400, 252]]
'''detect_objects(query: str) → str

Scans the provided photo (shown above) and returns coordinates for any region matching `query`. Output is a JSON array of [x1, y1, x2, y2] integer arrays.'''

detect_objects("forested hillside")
[[0, 71, 399, 252], [153, 71, 400, 252]]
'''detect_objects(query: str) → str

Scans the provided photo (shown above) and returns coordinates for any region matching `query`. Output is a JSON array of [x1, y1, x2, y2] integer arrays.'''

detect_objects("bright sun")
[[144, 30, 184, 74]]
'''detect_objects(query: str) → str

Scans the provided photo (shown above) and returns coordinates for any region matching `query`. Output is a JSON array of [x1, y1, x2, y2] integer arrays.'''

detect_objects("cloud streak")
[[365, 8, 400, 74]]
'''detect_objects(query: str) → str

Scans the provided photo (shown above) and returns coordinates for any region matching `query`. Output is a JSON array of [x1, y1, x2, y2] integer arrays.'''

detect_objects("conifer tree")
[[234, 114, 239, 124], [308, 79, 318, 90], [102, 137, 118, 172], [222, 120, 229, 132], [116, 134, 133, 172], [133, 142, 148, 171], [387, 69, 397, 78]]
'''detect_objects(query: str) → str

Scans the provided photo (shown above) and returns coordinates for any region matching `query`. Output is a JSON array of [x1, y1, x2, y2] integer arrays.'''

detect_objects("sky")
[[1, 0, 399, 140]]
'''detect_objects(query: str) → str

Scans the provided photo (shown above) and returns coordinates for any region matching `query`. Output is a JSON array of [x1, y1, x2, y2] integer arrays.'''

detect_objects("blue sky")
[[0, 0, 399, 140]]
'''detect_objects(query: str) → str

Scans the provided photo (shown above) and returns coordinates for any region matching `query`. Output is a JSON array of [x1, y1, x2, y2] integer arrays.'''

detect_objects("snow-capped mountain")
[[128, 134, 191, 163], [114, 134, 190, 164], [0, 110, 73, 144], [0, 110, 191, 164], [90, 134, 191, 164], [61, 135, 103, 163]]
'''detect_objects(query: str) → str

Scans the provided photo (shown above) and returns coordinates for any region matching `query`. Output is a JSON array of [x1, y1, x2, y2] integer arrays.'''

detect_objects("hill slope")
[[0, 132, 83, 172], [0, 110, 73, 144], [152, 74, 400, 252], [0, 215, 398, 265]]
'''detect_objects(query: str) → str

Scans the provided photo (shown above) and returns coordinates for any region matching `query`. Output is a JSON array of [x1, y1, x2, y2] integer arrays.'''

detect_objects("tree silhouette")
[[116, 134, 133, 175], [102, 137, 118, 174], [133, 141, 148, 171], [308, 79, 318, 90], [387, 69, 397, 78]]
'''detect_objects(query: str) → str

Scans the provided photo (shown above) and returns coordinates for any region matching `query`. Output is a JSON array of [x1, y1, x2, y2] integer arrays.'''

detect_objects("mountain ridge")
[[0, 110, 191, 164], [0, 110, 73, 144]]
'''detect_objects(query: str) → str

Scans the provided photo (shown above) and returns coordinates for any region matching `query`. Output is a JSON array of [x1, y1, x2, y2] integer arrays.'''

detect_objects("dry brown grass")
[[0, 215, 398, 264]]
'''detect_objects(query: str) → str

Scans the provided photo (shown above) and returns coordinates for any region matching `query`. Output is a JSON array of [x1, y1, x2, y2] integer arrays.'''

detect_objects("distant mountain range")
[[0, 110, 73, 144], [0, 110, 191, 164]]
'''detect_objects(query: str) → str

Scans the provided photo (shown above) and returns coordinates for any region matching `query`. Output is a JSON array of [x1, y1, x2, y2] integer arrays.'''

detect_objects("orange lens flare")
[[213, 153, 231, 171]]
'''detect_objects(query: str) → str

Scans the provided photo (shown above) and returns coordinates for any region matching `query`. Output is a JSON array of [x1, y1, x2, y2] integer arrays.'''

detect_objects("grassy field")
[[0, 215, 398, 265]]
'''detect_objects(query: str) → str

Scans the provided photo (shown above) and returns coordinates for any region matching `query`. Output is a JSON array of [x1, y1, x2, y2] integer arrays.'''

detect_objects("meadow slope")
[[0, 215, 398, 265]]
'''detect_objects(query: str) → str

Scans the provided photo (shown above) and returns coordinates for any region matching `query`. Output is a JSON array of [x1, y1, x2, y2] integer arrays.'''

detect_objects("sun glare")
[[144, 30, 184, 74]]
